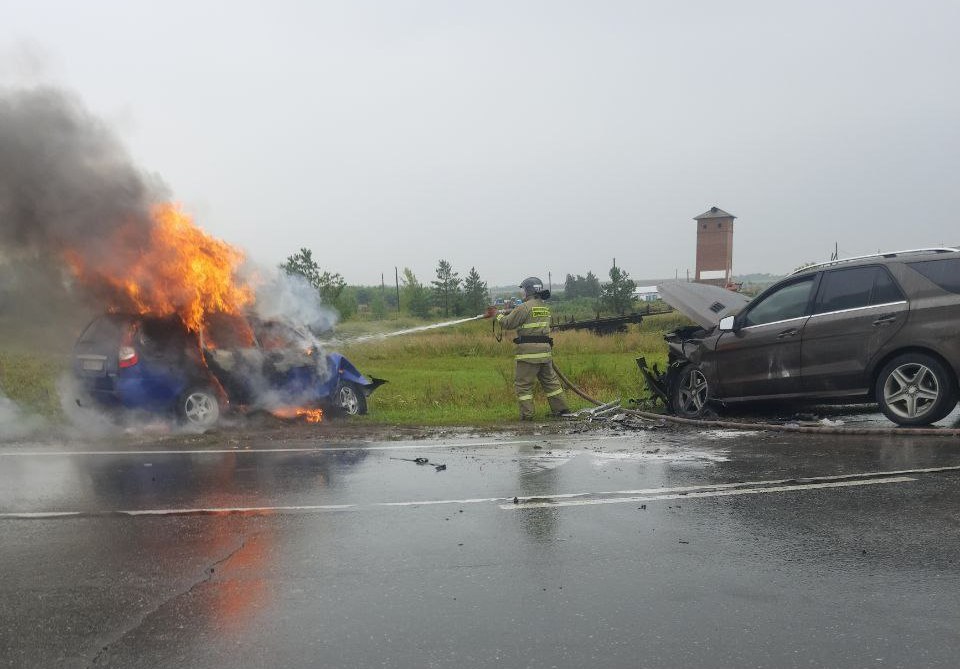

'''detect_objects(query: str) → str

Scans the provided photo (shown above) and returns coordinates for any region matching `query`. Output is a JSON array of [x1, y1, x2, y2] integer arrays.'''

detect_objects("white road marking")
[[0, 440, 534, 458], [3, 468, 949, 518], [502, 476, 917, 509], [366, 464, 960, 507]]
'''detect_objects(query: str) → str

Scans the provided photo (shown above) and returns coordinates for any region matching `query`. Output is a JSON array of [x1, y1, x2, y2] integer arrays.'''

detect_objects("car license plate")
[[82, 359, 104, 371]]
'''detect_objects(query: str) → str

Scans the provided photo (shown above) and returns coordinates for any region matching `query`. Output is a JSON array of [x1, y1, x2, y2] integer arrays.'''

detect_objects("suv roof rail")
[[790, 247, 960, 275]]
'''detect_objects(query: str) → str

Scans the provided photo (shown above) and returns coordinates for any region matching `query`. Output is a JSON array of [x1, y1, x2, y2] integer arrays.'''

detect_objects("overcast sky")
[[1, 0, 958, 286]]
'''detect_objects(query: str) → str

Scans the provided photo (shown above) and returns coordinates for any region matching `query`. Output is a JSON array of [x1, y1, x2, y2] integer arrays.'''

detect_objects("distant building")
[[693, 206, 735, 287], [632, 285, 659, 302]]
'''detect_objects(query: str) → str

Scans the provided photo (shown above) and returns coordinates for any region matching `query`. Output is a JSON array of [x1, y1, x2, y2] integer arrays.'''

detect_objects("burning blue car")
[[72, 313, 384, 427]]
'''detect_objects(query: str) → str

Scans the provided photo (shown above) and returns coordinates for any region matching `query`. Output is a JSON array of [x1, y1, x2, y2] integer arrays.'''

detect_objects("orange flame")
[[64, 203, 253, 331], [272, 407, 324, 423]]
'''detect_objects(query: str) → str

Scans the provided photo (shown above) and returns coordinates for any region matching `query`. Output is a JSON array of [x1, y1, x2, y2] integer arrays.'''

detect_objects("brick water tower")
[[693, 206, 736, 287]]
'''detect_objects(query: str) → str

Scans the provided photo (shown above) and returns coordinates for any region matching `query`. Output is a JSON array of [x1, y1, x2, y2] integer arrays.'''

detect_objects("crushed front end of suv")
[[647, 248, 960, 426]]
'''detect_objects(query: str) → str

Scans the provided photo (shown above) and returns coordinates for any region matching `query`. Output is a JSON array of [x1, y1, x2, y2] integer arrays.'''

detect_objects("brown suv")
[[657, 248, 960, 426]]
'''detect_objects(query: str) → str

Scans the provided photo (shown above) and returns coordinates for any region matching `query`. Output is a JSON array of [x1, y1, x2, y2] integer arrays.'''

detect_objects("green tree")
[[370, 290, 387, 320], [462, 267, 489, 315], [280, 248, 350, 314], [402, 268, 432, 319], [583, 271, 602, 298], [564, 272, 601, 299], [431, 259, 462, 317], [600, 266, 636, 315], [335, 287, 358, 320]]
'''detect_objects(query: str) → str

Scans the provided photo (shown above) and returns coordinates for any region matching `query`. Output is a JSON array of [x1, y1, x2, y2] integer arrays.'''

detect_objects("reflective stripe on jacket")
[[496, 298, 553, 360]]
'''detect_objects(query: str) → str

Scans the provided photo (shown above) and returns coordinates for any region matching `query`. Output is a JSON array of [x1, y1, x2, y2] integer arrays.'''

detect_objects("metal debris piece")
[[391, 456, 447, 472], [568, 400, 623, 419]]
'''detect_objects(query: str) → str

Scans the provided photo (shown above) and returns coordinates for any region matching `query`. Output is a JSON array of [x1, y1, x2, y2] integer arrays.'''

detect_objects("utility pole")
[[394, 267, 401, 316]]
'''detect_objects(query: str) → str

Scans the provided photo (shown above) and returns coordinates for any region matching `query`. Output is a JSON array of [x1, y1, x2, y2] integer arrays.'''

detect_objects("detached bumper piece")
[[363, 378, 388, 395], [636, 357, 669, 404]]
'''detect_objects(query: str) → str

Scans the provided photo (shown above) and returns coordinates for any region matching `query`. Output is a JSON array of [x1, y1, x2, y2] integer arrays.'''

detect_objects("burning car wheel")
[[335, 382, 367, 416], [876, 353, 957, 426], [669, 364, 710, 418], [178, 388, 221, 428]]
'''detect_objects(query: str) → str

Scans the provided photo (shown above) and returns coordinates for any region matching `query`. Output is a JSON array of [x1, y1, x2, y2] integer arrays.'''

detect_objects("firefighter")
[[497, 277, 571, 420]]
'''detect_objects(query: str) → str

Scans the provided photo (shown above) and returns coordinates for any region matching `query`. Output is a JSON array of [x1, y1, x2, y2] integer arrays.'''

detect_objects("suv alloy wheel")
[[876, 353, 958, 426]]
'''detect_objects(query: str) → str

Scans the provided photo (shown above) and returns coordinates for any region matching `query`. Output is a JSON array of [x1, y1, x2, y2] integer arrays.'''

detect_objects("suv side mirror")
[[718, 315, 736, 332]]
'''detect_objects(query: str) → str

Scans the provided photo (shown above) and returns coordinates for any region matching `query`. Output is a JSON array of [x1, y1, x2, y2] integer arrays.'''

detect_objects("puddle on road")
[[592, 447, 729, 463], [518, 440, 730, 475]]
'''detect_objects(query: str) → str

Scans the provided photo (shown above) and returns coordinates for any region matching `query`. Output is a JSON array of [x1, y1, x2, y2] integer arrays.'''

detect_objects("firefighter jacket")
[[496, 298, 553, 362]]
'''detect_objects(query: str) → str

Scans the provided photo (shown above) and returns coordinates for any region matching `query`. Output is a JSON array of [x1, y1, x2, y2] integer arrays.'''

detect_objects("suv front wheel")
[[668, 364, 710, 418], [335, 382, 368, 416], [876, 353, 957, 426]]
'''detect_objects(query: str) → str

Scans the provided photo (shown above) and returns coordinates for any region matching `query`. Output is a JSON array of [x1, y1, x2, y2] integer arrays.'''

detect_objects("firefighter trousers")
[[515, 359, 569, 419]]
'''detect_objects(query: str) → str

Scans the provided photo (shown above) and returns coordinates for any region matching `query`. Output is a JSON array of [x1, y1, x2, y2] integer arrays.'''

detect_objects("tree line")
[[280, 248, 640, 322], [561, 266, 638, 315], [280, 249, 489, 320]]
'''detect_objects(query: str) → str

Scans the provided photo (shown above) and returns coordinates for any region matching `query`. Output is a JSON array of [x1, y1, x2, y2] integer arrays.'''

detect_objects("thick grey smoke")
[[0, 85, 167, 312], [1, 84, 342, 427], [0, 388, 44, 440], [252, 272, 338, 335]]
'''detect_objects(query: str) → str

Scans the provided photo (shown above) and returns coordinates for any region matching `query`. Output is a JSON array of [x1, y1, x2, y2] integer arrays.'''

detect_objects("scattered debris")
[[391, 456, 448, 472], [567, 400, 622, 419]]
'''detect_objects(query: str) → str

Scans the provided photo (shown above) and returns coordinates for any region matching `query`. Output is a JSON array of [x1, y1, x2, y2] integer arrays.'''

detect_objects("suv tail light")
[[119, 327, 139, 368], [119, 346, 138, 368]]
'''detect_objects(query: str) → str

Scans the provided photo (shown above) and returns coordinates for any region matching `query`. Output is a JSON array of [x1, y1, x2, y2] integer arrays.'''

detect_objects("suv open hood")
[[656, 281, 751, 330]]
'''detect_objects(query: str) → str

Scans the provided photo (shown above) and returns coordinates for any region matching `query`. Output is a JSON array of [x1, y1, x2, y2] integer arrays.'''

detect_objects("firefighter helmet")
[[520, 276, 547, 299]]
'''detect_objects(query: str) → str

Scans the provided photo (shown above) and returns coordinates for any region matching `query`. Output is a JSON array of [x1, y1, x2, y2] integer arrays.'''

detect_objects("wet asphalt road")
[[2, 422, 960, 668]]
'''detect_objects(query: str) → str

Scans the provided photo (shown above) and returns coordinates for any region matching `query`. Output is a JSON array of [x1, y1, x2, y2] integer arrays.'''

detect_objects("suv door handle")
[[777, 328, 799, 339], [872, 314, 897, 327]]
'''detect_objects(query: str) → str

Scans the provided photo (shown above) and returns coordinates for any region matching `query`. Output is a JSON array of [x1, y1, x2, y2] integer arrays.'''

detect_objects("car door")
[[801, 265, 908, 394], [713, 276, 816, 399]]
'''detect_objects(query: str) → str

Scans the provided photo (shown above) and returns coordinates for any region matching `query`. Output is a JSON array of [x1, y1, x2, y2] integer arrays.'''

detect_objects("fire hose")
[[550, 362, 960, 438]]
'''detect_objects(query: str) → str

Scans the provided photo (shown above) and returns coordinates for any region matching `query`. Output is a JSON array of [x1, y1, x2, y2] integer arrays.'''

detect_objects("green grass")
[[343, 313, 689, 424], [0, 311, 692, 426], [0, 352, 67, 421]]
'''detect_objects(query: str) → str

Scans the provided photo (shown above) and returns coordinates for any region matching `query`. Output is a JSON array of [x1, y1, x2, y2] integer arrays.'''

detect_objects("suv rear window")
[[814, 266, 905, 314], [78, 316, 128, 344], [908, 258, 960, 294]]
